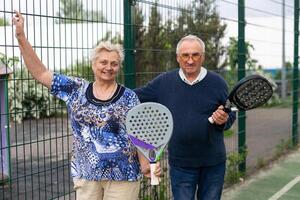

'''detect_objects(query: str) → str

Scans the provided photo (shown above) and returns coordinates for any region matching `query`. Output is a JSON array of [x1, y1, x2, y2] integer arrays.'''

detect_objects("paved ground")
[[222, 148, 300, 200], [1, 117, 74, 200], [245, 108, 296, 173], [0, 107, 298, 199]]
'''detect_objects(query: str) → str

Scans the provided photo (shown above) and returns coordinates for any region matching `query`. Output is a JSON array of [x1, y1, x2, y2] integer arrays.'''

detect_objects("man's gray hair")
[[90, 41, 124, 63], [176, 34, 205, 54]]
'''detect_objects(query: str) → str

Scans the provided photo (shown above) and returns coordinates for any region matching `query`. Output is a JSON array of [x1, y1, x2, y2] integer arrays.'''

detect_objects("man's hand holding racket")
[[210, 105, 229, 125]]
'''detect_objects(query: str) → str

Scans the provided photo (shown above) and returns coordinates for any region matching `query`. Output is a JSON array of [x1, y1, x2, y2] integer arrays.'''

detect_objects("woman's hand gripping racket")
[[126, 102, 173, 185], [209, 74, 274, 124]]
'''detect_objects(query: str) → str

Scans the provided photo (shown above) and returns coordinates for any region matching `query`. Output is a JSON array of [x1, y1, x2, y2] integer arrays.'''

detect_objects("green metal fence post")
[[238, 0, 246, 173], [123, 0, 136, 89], [292, 0, 299, 146], [0, 65, 12, 184]]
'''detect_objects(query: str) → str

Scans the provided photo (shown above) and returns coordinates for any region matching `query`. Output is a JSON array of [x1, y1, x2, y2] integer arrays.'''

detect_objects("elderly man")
[[134, 35, 236, 200]]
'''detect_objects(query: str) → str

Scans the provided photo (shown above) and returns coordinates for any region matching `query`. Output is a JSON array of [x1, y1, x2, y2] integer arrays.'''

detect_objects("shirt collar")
[[179, 67, 207, 85]]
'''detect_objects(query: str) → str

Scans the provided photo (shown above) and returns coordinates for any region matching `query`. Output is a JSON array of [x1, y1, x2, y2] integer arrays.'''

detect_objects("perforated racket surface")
[[227, 74, 273, 111], [208, 74, 274, 124], [126, 102, 173, 163]]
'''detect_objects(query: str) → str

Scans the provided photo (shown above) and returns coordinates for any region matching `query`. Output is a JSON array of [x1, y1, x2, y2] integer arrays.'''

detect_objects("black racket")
[[209, 74, 274, 123]]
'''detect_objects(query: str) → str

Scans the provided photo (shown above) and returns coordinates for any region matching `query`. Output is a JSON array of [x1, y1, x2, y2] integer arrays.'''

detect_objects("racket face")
[[126, 102, 173, 162], [229, 75, 273, 111]]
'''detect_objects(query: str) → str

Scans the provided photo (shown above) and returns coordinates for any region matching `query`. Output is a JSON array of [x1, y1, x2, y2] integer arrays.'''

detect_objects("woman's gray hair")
[[176, 34, 205, 54], [90, 41, 124, 63]]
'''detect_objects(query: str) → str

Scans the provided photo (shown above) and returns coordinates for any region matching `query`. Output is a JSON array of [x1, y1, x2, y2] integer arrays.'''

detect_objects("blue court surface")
[[222, 148, 300, 200]]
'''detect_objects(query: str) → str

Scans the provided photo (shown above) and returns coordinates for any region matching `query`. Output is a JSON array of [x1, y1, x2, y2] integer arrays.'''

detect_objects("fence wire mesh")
[[0, 0, 298, 199]]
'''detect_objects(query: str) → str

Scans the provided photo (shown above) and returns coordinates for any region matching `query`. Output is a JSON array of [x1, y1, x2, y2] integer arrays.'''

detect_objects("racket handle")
[[208, 106, 236, 124], [208, 116, 214, 124], [150, 162, 159, 185]]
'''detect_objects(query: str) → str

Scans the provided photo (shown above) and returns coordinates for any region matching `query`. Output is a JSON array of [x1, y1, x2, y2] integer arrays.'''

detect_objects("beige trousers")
[[73, 178, 140, 200]]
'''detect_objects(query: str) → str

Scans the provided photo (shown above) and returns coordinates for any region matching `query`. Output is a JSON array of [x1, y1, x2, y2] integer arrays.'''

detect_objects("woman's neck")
[[93, 80, 117, 100]]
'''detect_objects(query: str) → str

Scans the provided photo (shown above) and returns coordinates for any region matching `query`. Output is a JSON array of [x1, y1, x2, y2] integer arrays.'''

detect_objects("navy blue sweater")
[[134, 69, 236, 167]]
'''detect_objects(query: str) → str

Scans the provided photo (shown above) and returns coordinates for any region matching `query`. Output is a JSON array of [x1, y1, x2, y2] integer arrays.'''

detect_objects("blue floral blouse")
[[50, 73, 141, 181]]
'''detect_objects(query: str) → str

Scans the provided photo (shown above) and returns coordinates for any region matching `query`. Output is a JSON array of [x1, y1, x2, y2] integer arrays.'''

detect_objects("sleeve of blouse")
[[50, 73, 84, 103]]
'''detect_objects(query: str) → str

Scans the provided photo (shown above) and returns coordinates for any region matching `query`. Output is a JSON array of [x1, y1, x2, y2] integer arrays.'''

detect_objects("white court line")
[[268, 175, 300, 200]]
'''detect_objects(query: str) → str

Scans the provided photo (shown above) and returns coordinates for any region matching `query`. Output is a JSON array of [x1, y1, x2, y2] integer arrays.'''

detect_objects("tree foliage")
[[62, 60, 94, 82], [57, 0, 227, 87], [226, 37, 260, 88], [183, 0, 227, 70], [57, 0, 106, 23], [0, 17, 9, 26], [0, 52, 19, 68], [227, 37, 259, 72], [133, 0, 227, 86]]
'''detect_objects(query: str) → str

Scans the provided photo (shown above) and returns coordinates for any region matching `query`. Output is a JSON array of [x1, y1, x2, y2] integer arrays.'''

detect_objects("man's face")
[[176, 40, 205, 78]]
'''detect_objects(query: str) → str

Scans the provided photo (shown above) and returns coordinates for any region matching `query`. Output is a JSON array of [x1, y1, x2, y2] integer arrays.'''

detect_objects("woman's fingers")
[[13, 10, 25, 38], [154, 162, 161, 177], [13, 11, 21, 22]]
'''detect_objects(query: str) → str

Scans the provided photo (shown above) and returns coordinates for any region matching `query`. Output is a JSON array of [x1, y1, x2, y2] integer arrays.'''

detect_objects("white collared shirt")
[[179, 67, 207, 85]]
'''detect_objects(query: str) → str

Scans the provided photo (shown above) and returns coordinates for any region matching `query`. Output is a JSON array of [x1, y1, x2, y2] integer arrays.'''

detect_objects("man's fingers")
[[218, 105, 224, 110], [212, 110, 229, 125]]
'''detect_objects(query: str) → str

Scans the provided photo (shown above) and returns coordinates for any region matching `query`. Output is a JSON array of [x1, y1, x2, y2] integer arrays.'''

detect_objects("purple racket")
[[126, 102, 173, 185]]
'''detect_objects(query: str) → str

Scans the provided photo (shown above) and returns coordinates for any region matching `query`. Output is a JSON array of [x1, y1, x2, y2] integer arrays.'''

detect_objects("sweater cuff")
[[214, 123, 225, 131]]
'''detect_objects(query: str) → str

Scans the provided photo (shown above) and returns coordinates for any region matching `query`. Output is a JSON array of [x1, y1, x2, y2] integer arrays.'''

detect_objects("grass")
[[224, 129, 234, 137]]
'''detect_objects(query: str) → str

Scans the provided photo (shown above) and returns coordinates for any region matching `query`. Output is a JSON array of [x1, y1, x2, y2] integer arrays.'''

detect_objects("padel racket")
[[209, 74, 273, 123], [126, 102, 173, 185]]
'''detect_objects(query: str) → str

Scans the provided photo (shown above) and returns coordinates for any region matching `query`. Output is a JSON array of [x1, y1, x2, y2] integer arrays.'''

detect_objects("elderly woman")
[[13, 11, 159, 200]]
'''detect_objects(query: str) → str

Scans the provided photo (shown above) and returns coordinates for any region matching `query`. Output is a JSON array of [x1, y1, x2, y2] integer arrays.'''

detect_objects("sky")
[[217, 0, 295, 68], [218, 0, 294, 19], [0, 0, 297, 69]]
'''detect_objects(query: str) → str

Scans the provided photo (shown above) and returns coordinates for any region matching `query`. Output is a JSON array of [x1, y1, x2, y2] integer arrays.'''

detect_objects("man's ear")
[[176, 54, 180, 64], [201, 54, 205, 64]]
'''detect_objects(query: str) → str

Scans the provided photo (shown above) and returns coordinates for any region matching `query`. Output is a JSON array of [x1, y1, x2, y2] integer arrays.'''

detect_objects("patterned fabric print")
[[51, 73, 141, 181]]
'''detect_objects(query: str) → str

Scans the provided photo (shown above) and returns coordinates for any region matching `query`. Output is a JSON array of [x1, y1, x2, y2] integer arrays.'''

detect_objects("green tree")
[[86, 10, 107, 22], [0, 52, 19, 68], [163, 9, 189, 70], [274, 61, 293, 97], [134, 6, 147, 86], [133, 0, 229, 85], [0, 17, 9, 26], [185, 0, 227, 70], [274, 61, 293, 81], [166, 0, 227, 70], [9, 67, 58, 122], [57, 0, 106, 23], [135, 2, 172, 86], [57, 0, 83, 23], [226, 37, 280, 107], [62, 60, 94, 82], [163, 14, 177, 70], [101, 31, 122, 44], [95, 5, 147, 86], [4, 56, 57, 123], [143, 2, 166, 72], [226, 37, 260, 88], [227, 37, 258, 73]]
